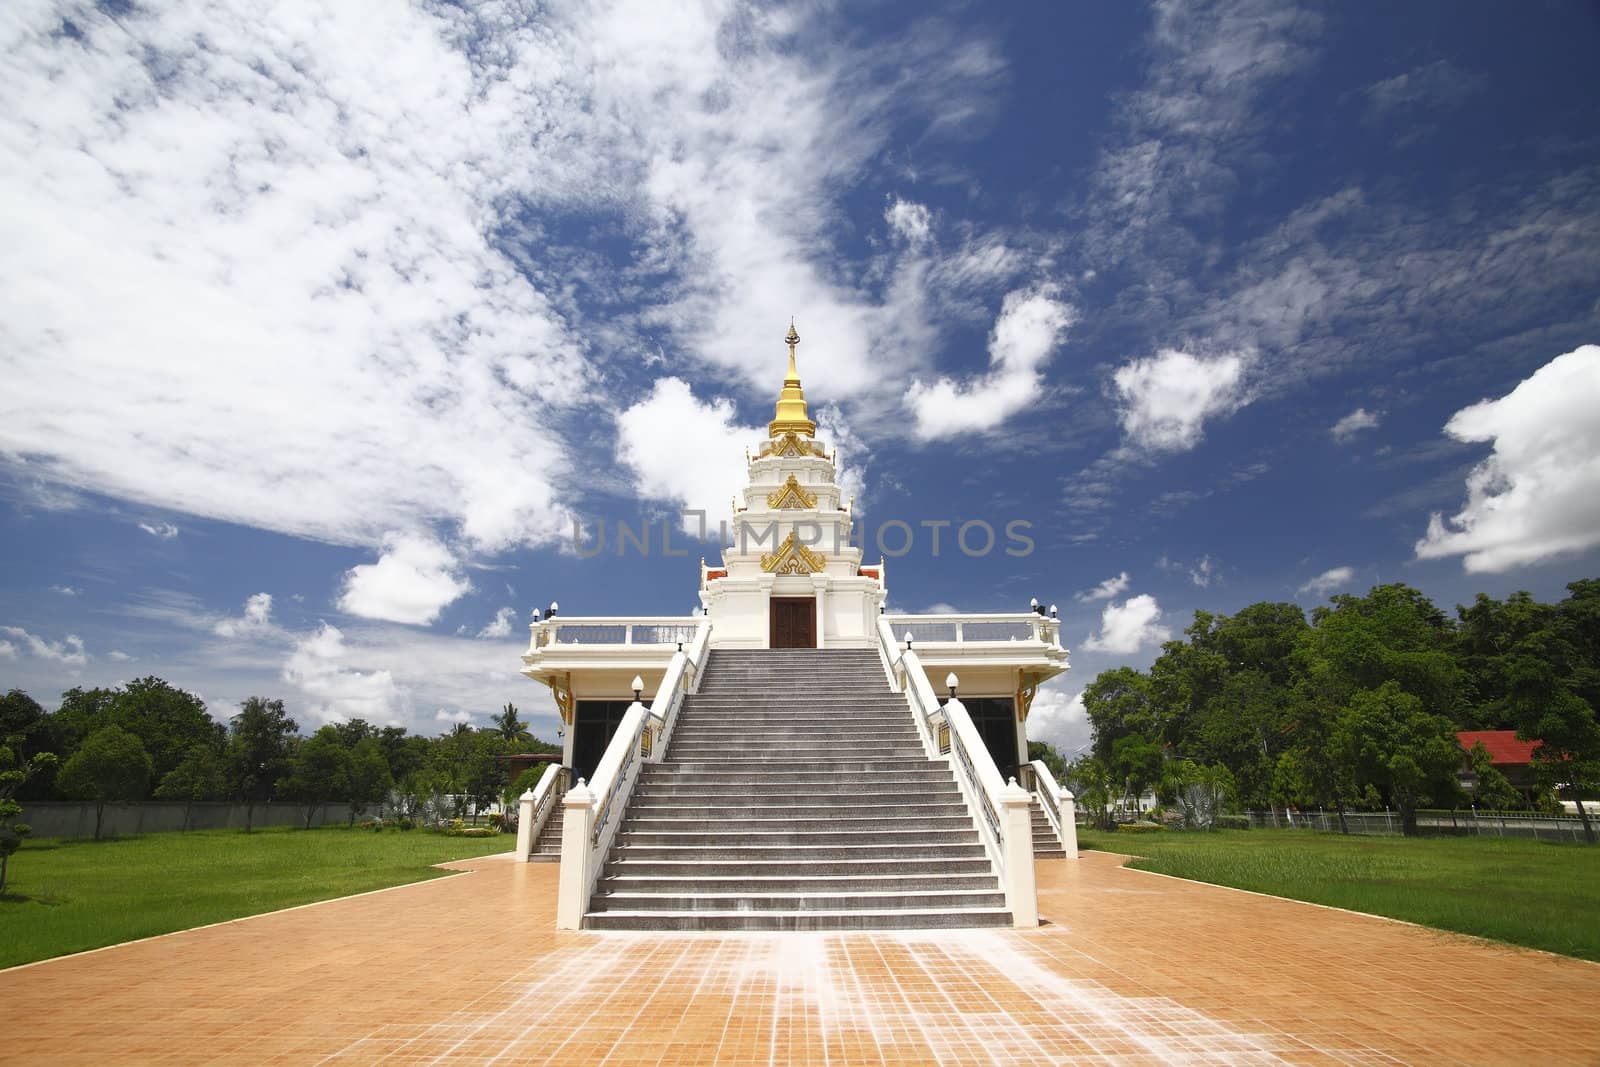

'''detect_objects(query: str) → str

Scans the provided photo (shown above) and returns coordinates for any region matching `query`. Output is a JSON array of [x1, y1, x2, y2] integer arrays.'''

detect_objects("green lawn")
[[1079, 827, 1600, 962], [0, 827, 512, 969]]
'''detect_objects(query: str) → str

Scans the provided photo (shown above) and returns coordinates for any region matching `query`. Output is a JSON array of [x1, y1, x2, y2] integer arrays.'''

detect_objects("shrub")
[[487, 812, 504, 830], [445, 826, 498, 838], [397, 817, 415, 831], [1116, 821, 1166, 834], [1214, 815, 1252, 831]]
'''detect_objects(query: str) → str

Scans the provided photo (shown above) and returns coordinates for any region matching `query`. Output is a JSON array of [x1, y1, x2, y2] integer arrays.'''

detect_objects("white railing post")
[[514, 789, 537, 860], [1059, 789, 1079, 859], [1000, 778, 1038, 927], [555, 779, 595, 930]]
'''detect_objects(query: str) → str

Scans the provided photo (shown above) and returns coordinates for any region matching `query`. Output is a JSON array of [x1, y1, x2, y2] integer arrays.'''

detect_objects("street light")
[[631, 675, 644, 702]]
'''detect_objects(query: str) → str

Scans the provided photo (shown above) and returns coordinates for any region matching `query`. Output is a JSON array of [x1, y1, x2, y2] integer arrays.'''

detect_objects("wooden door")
[[769, 597, 816, 648]]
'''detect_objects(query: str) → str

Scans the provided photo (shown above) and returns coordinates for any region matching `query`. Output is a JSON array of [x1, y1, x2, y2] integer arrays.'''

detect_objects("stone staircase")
[[584, 648, 1013, 930], [1031, 796, 1066, 859], [527, 786, 568, 863]]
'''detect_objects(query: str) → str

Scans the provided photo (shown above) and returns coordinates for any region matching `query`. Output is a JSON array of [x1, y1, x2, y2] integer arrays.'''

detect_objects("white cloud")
[[1113, 349, 1252, 453], [905, 287, 1075, 439], [0, 641, 15, 660], [1416, 345, 1600, 573], [108, 650, 133, 662], [1026, 685, 1091, 757], [213, 592, 275, 638], [435, 708, 474, 726], [338, 534, 472, 625], [477, 607, 517, 640], [282, 623, 402, 727], [51, 585, 82, 596], [1075, 572, 1130, 603], [1331, 407, 1380, 442], [923, 602, 960, 615], [615, 378, 761, 531], [139, 522, 180, 540], [1364, 59, 1485, 117], [1083, 595, 1172, 654], [885, 197, 933, 244], [1298, 566, 1354, 597], [0, 626, 88, 667], [1189, 554, 1217, 588]]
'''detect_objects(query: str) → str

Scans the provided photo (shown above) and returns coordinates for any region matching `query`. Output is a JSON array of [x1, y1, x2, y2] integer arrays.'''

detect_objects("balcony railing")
[[883, 612, 1061, 648], [529, 616, 699, 651]]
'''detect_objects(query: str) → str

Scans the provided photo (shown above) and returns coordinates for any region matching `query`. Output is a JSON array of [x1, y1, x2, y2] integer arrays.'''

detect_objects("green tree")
[[0, 689, 46, 743], [1464, 741, 1523, 811], [154, 744, 227, 830], [346, 737, 394, 823], [1, 733, 56, 893], [225, 697, 298, 832], [1109, 733, 1163, 819], [106, 677, 220, 787], [1083, 667, 1158, 763], [56, 726, 153, 839], [1331, 682, 1462, 835], [278, 726, 350, 830], [492, 703, 528, 746]]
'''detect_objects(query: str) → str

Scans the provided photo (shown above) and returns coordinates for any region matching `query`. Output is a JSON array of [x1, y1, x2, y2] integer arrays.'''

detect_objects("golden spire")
[[768, 317, 816, 437]]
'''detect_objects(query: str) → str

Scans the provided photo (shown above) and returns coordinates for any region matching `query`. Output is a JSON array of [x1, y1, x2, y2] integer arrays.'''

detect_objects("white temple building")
[[518, 323, 1076, 931]]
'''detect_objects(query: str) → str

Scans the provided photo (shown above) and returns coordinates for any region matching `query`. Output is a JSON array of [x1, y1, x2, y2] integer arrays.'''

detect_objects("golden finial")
[[769, 317, 816, 437]]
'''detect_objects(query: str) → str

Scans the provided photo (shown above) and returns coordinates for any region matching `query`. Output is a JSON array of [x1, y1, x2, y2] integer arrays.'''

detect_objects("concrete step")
[[631, 801, 971, 819], [590, 889, 1008, 913], [597, 872, 1000, 893], [603, 852, 992, 873], [615, 828, 979, 847], [621, 815, 978, 833], [582, 908, 1013, 932]]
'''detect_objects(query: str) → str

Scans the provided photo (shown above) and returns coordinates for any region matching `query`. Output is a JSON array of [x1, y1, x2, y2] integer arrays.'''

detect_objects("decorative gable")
[[760, 531, 827, 574], [767, 474, 818, 510]]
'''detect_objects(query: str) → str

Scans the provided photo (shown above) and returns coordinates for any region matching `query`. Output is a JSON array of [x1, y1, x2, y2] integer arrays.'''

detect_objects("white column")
[[555, 779, 595, 931], [513, 789, 536, 861], [1059, 789, 1079, 860], [1000, 777, 1038, 927]]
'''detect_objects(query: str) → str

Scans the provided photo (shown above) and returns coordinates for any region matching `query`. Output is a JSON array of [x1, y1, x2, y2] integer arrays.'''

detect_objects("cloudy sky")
[[3, 0, 1598, 753]]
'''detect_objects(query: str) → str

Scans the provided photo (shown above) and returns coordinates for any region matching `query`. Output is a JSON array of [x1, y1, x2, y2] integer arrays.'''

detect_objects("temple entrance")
[[963, 697, 1023, 781], [572, 700, 631, 783], [769, 597, 816, 648]]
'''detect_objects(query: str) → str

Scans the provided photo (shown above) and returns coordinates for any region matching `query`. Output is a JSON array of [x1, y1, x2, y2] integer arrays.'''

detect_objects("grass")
[[1079, 827, 1600, 962], [0, 826, 512, 969]]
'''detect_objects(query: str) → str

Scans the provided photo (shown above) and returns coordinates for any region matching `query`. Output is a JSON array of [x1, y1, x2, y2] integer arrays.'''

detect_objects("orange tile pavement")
[[3, 849, 1599, 1065]]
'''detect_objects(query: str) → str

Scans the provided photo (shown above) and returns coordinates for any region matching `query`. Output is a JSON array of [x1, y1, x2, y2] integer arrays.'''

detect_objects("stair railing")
[[555, 618, 713, 930], [1025, 759, 1079, 859], [514, 763, 569, 861], [877, 617, 1038, 927]]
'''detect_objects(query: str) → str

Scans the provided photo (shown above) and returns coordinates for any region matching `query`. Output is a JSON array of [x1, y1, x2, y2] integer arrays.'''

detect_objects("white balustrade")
[[883, 611, 1061, 648], [1026, 759, 1079, 859], [875, 618, 1038, 927], [555, 619, 712, 930], [513, 763, 568, 861], [528, 616, 700, 651]]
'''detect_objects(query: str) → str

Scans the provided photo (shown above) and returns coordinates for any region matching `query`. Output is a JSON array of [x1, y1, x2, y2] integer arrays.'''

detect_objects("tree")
[[1331, 682, 1462, 835], [106, 677, 220, 787], [225, 697, 297, 832], [0, 690, 45, 742], [492, 703, 528, 746], [1464, 741, 1523, 811], [1, 733, 56, 893], [56, 726, 153, 839], [1109, 734, 1163, 819], [346, 737, 393, 823], [154, 744, 227, 830], [1163, 759, 1235, 830], [1083, 667, 1158, 763], [278, 726, 350, 830]]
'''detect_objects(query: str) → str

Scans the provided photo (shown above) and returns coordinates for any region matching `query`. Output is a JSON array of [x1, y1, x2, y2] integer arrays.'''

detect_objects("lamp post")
[[904, 631, 913, 652], [946, 672, 958, 700], [631, 675, 644, 702], [547, 600, 559, 619]]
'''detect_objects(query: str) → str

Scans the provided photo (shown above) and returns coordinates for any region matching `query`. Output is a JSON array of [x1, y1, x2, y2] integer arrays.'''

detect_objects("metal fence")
[[19, 800, 370, 839], [1246, 808, 1595, 843]]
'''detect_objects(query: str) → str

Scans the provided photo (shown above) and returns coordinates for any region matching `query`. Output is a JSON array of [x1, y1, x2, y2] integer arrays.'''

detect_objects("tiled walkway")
[[4, 850, 1599, 1065]]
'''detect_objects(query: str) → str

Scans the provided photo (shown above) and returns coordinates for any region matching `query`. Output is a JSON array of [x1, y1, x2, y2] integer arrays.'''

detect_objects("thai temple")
[[518, 323, 1077, 930]]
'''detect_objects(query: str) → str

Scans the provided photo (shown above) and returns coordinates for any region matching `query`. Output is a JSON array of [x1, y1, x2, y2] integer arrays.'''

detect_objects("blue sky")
[[3, 0, 1599, 754]]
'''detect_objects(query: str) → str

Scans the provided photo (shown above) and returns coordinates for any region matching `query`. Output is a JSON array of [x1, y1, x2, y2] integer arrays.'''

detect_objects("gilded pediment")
[[760, 531, 826, 574], [767, 474, 818, 510]]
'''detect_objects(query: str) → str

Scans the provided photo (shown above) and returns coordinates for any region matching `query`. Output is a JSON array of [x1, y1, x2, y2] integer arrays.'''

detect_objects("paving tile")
[[2, 852, 1599, 1064]]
